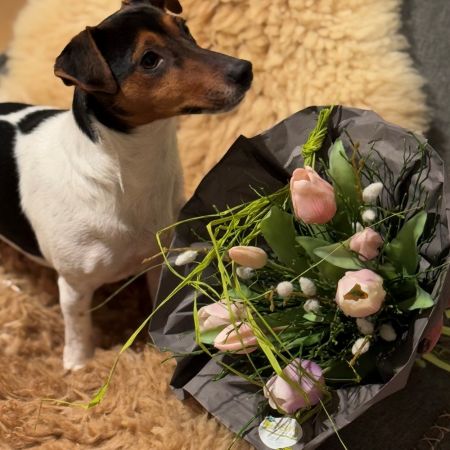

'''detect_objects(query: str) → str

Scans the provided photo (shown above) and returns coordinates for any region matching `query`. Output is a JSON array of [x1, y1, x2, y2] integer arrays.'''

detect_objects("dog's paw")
[[63, 344, 94, 371]]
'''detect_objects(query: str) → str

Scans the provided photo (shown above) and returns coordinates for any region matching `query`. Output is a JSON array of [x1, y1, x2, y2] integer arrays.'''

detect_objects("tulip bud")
[[290, 167, 337, 224], [349, 227, 384, 261], [213, 322, 258, 354], [228, 246, 268, 269], [198, 301, 246, 333], [263, 359, 325, 413]]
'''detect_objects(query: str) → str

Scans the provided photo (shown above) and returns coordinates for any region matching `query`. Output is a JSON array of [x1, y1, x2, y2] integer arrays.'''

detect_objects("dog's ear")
[[121, 0, 183, 14], [54, 27, 118, 94]]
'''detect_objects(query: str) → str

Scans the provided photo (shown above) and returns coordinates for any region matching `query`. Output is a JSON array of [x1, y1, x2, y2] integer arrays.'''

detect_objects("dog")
[[0, 0, 252, 370]]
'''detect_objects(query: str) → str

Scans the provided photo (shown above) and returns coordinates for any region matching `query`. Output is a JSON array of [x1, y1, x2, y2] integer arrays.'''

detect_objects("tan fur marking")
[[161, 14, 183, 35], [132, 31, 167, 62], [115, 56, 227, 127]]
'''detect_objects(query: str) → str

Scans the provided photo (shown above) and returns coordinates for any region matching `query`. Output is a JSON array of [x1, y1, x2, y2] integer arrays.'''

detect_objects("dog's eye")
[[141, 52, 163, 70]]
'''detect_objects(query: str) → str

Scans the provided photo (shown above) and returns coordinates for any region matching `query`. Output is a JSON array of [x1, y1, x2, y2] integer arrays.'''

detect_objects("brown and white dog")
[[0, 0, 252, 370]]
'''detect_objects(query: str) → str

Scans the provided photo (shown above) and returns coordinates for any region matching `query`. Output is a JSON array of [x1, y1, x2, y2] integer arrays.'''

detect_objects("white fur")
[[8, 109, 183, 369]]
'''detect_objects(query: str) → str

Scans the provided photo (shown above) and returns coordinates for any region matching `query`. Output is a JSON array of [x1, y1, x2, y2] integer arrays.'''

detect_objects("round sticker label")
[[258, 416, 303, 449]]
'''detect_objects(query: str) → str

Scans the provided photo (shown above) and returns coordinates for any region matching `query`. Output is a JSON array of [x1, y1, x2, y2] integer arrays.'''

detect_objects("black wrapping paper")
[[149, 106, 450, 449]]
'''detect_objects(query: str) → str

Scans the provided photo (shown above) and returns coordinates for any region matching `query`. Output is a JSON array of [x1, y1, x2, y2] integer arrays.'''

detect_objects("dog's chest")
[[14, 112, 182, 285], [70, 187, 177, 283]]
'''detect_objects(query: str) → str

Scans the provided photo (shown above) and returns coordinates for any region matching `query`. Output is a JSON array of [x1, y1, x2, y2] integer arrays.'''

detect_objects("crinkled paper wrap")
[[149, 107, 450, 449]]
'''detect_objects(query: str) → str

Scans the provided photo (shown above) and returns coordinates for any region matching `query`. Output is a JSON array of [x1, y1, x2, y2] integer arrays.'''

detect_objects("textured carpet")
[[0, 0, 430, 449]]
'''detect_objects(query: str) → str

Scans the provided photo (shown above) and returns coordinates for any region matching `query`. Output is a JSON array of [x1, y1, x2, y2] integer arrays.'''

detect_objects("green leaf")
[[328, 140, 361, 234], [313, 242, 365, 270], [260, 307, 306, 328], [260, 206, 307, 273], [385, 211, 427, 275], [296, 236, 345, 281], [388, 275, 416, 302], [399, 285, 435, 311], [325, 353, 376, 386], [257, 307, 325, 329], [228, 285, 258, 300], [199, 327, 224, 345], [296, 236, 330, 256], [377, 263, 398, 280], [284, 332, 323, 350], [303, 312, 323, 322]]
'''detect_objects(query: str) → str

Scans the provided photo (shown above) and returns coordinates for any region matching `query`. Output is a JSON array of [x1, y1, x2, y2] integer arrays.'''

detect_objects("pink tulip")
[[198, 301, 246, 333], [213, 322, 258, 354], [349, 228, 383, 261], [336, 269, 386, 318], [228, 246, 268, 269], [290, 166, 337, 224], [263, 359, 325, 413]]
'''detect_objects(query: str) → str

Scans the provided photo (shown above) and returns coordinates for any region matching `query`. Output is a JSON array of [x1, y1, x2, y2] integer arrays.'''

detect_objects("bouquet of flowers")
[[149, 106, 449, 449]]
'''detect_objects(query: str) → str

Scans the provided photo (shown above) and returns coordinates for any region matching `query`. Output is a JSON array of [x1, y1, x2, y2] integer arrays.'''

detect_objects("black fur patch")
[[68, 6, 166, 139], [95, 7, 165, 83], [72, 90, 98, 141], [18, 109, 64, 134], [0, 102, 32, 116], [72, 89, 131, 142], [0, 120, 43, 258]]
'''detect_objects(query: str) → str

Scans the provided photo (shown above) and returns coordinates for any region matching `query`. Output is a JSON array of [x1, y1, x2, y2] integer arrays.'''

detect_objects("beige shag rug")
[[0, 0, 429, 449]]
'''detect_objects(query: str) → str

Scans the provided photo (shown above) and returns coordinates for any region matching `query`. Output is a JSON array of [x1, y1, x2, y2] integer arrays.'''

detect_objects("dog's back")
[[0, 103, 63, 261]]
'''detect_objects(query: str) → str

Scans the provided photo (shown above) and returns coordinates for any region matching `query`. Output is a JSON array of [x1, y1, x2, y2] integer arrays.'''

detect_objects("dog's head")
[[54, 0, 253, 128]]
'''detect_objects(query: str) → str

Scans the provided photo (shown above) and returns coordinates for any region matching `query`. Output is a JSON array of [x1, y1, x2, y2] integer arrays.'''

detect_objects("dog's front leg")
[[58, 276, 95, 370]]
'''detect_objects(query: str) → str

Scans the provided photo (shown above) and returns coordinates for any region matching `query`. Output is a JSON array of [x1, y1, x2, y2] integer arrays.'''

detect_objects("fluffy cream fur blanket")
[[0, 0, 428, 448]]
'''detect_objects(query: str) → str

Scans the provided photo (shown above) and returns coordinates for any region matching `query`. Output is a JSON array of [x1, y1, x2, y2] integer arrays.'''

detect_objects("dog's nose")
[[227, 60, 253, 89]]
